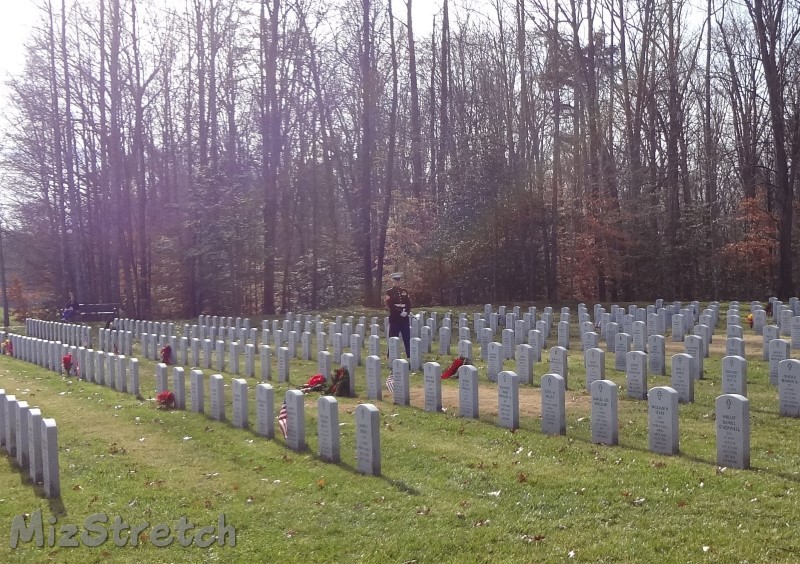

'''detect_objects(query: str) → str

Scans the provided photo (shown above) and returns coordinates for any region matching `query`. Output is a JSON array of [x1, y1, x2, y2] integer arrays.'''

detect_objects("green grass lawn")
[[0, 305, 798, 562]]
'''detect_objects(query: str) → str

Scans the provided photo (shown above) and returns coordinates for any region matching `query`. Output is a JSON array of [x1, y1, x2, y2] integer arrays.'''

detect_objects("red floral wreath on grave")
[[160, 345, 172, 365], [62, 354, 73, 373], [156, 390, 176, 409], [300, 374, 327, 394], [325, 367, 351, 397], [442, 356, 469, 379]]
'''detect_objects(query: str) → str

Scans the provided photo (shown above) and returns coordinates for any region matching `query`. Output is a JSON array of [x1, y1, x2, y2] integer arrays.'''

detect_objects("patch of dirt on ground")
[[407, 382, 591, 418]]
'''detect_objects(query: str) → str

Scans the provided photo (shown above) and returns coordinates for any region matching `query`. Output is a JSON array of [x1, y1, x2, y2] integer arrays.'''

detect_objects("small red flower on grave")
[[62, 354, 73, 373], [160, 345, 173, 365], [442, 356, 468, 379], [326, 367, 351, 397], [156, 390, 176, 409]]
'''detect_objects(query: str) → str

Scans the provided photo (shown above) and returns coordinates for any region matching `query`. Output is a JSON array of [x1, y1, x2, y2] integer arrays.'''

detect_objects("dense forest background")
[[0, 0, 798, 319]]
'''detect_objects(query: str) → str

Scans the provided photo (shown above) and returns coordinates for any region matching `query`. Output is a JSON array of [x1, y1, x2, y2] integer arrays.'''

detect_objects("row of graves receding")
[[0, 382, 61, 498], [6, 296, 800, 481]]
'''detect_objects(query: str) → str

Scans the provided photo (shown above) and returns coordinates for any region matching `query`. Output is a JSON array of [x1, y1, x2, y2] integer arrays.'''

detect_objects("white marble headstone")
[[541, 374, 566, 435], [716, 394, 750, 469], [355, 403, 380, 476], [590, 379, 618, 445], [648, 386, 679, 455]]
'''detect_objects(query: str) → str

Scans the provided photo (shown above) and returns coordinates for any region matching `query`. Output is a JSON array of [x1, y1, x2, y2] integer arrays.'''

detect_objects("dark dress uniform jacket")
[[386, 287, 411, 322]]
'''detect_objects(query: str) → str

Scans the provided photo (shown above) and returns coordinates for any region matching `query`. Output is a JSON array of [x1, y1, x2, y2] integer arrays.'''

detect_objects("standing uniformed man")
[[385, 272, 411, 358]]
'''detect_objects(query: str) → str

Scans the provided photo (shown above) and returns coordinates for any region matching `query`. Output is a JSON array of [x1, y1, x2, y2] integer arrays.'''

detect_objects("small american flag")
[[277, 402, 288, 439], [386, 372, 395, 395]]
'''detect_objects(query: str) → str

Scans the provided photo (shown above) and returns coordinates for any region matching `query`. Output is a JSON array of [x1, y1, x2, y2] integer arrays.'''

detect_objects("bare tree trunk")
[[407, 0, 423, 198], [548, 0, 560, 301], [376, 0, 399, 293], [0, 221, 9, 328], [261, 0, 280, 314], [437, 0, 451, 198], [358, 0, 376, 306], [745, 0, 795, 297], [108, 0, 125, 305], [47, 0, 70, 301], [61, 0, 85, 301]]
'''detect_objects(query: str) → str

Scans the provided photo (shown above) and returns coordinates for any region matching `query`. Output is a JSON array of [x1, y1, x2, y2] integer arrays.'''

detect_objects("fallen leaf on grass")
[[487, 490, 501, 497], [73, 485, 82, 491], [473, 519, 490, 527], [108, 443, 126, 455], [677, 500, 688, 508], [416, 506, 430, 515], [651, 460, 666, 468], [520, 534, 545, 543], [517, 473, 528, 483], [317, 479, 326, 489], [285, 530, 297, 538], [282, 454, 293, 463]]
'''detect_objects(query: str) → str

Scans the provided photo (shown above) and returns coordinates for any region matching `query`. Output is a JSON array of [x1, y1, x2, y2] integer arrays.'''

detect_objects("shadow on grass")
[[562, 430, 800, 485], [1, 455, 68, 516], [246, 423, 422, 495]]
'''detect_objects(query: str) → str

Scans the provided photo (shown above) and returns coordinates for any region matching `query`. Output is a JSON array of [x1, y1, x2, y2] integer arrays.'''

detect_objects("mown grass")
[[0, 304, 797, 562]]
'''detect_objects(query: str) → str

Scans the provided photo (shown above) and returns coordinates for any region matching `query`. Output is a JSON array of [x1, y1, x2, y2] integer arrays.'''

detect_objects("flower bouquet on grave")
[[156, 390, 176, 409], [300, 374, 327, 394], [325, 367, 351, 397], [160, 345, 173, 365], [62, 354, 74, 375], [441, 356, 470, 379]]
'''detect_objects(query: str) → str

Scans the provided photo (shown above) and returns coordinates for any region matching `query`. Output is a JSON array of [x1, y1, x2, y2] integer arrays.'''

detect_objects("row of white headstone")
[[4, 332, 142, 396], [0, 386, 60, 498], [3, 332, 384, 478], [378, 358, 751, 469], [25, 319, 91, 348], [150, 365, 382, 475]]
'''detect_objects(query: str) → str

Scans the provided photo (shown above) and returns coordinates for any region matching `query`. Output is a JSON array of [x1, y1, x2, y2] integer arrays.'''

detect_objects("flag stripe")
[[386, 373, 394, 395], [277, 402, 288, 439]]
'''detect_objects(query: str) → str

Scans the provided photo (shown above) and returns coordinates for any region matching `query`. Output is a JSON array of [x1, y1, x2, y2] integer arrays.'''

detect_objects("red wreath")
[[160, 345, 173, 365], [442, 356, 468, 379], [300, 374, 327, 393], [62, 354, 73, 373], [156, 390, 176, 409]]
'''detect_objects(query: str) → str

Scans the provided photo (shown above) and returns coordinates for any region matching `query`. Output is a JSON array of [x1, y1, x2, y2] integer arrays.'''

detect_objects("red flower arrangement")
[[156, 390, 176, 409], [160, 345, 173, 365], [442, 356, 469, 379], [62, 354, 73, 374], [299, 374, 327, 394], [326, 367, 351, 397]]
